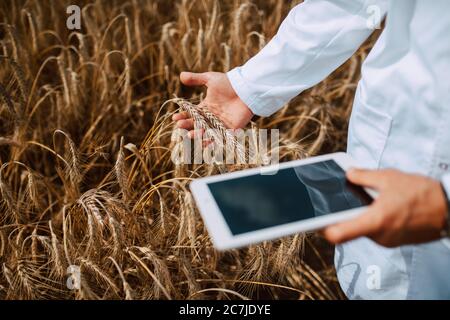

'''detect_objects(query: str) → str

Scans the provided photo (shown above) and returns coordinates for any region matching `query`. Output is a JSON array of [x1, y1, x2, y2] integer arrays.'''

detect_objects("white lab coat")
[[227, 0, 450, 299]]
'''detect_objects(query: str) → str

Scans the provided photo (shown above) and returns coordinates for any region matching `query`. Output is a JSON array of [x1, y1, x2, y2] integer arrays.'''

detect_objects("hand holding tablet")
[[190, 153, 377, 250]]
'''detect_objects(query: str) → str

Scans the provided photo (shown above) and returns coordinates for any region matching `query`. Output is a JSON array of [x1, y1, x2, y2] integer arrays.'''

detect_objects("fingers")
[[347, 168, 386, 189], [180, 72, 209, 87], [176, 119, 195, 130], [323, 207, 382, 244], [173, 111, 206, 138], [188, 129, 204, 139], [172, 112, 189, 121]]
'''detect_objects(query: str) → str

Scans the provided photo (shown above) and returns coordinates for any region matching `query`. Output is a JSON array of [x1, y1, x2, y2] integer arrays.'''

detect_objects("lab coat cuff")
[[442, 173, 450, 200], [441, 173, 450, 240], [227, 67, 279, 117]]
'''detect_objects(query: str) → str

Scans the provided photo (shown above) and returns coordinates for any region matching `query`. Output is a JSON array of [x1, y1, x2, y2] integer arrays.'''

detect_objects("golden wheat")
[[0, 0, 379, 300]]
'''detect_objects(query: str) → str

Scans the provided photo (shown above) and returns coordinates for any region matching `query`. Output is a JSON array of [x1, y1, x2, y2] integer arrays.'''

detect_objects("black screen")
[[207, 160, 373, 235]]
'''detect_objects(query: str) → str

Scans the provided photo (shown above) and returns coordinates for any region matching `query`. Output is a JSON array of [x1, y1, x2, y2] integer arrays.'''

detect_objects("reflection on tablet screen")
[[207, 160, 373, 236]]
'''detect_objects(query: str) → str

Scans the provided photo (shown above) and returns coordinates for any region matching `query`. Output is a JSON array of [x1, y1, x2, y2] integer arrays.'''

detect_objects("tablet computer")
[[190, 152, 377, 250]]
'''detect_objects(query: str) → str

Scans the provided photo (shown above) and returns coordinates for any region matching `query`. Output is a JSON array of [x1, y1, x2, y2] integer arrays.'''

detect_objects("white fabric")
[[227, 0, 450, 299]]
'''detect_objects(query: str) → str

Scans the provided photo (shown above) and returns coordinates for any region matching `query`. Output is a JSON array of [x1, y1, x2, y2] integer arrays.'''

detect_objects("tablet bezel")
[[190, 152, 377, 250]]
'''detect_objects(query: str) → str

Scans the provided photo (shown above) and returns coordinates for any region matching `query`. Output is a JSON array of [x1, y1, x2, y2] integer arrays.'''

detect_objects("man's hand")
[[323, 169, 448, 248], [173, 72, 254, 137]]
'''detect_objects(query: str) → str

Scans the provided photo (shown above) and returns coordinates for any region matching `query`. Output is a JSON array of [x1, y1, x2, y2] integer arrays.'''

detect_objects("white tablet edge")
[[190, 152, 377, 250]]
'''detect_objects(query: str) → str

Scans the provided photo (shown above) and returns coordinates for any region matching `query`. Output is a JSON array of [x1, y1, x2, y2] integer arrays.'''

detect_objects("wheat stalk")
[[174, 99, 247, 164], [0, 0, 367, 300]]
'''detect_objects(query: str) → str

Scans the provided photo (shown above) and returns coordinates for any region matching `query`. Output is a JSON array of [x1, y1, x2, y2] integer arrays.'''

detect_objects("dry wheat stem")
[[0, 0, 374, 300]]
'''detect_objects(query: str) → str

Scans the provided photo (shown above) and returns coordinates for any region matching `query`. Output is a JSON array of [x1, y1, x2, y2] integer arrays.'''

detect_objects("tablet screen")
[[207, 160, 373, 236]]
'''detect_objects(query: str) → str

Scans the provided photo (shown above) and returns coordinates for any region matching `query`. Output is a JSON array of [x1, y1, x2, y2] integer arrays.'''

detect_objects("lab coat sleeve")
[[442, 173, 450, 211], [227, 0, 388, 117]]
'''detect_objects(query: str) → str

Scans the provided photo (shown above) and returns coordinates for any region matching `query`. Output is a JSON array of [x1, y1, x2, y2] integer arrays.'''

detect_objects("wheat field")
[[0, 0, 377, 299]]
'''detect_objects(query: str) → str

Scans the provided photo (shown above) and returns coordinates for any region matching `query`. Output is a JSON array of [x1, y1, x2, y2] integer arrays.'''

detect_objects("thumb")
[[323, 207, 381, 244], [346, 168, 384, 189], [180, 72, 209, 86]]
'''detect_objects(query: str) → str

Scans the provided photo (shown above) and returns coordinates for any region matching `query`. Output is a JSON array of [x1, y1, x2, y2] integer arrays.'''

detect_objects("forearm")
[[228, 0, 388, 117]]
